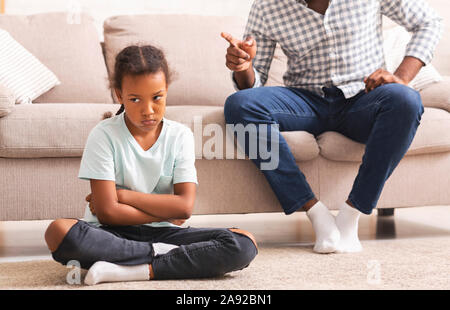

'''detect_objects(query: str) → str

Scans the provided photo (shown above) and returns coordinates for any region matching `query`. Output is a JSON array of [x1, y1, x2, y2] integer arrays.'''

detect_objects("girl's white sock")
[[153, 242, 179, 256], [335, 201, 363, 253], [84, 261, 150, 286], [306, 201, 340, 253]]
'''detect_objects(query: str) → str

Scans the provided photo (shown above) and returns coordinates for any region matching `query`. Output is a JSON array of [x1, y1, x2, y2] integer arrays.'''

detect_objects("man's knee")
[[224, 88, 262, 124], [383, 83, 423, 118], [44, 218, 78, 252], [225, 92, 246, 124]]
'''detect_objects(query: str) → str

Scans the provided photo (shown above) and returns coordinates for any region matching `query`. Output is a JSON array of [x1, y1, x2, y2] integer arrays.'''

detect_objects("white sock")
[[306, 201, 340, 253], [335, 201, 363, 253], [153, 242, 179, 256], [84, 261, 150, 286]]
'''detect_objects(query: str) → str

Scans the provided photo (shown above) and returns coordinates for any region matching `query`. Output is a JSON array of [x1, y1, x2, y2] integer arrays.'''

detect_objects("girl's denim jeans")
[[52, 220, 257, 280], [224, 84, 424, 215]]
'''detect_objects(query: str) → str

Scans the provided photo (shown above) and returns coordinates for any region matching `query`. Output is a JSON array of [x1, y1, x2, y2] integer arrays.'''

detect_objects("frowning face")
[[115, 71, 167, 137]]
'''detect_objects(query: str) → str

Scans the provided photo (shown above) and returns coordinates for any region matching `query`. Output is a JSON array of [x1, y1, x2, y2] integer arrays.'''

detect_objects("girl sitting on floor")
[[44, 44, 257, 285]]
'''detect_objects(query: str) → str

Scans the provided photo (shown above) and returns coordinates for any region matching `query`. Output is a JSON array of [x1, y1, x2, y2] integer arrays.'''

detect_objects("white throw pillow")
[[0, 29, 60, 104], [383, 26, 442, 91], [0, 84, 15, 117]]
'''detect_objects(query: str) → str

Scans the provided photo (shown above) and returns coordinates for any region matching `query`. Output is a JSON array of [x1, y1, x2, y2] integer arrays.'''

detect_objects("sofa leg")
[[376, 208, 396, 239], [377, 208, 395, 216]]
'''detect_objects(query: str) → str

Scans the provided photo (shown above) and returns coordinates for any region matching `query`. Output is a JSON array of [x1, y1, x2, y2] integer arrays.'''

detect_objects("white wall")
[[5, 0, 253, 40]]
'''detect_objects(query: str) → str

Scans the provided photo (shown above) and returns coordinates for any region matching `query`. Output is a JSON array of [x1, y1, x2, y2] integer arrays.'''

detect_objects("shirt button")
[[330, 52, 336, 58]]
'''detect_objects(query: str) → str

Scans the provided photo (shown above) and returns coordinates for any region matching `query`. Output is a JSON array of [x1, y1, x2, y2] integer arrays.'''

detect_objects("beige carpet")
[[1, 237, 449, 290]]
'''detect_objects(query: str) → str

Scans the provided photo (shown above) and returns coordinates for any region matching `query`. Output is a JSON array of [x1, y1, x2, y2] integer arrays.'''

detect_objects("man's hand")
[[364, 68, 407, 93], [221, 32, 257, 72]]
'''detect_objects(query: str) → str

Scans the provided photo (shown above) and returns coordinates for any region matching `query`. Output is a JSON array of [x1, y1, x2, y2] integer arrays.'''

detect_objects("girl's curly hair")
[[103, 44, 173, 120]]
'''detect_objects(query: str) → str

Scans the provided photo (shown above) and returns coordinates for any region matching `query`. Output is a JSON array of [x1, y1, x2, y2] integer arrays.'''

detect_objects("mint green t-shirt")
[[78, 112, 198, 227]]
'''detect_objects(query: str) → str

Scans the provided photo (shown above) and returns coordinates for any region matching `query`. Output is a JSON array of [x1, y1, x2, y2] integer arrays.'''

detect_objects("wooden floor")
[[0, 206, 449, 263]]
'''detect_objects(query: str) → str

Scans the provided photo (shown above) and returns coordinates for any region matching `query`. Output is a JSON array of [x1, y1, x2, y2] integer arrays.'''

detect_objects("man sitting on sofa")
[[222, 0, 442, 253]]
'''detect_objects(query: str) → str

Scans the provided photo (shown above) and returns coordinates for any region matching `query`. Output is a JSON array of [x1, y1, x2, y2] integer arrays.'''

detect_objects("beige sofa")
[[0, 1, 449, 221]]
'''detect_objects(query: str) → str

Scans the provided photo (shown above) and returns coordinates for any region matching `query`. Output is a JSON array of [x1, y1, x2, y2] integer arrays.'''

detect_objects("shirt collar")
[[298, 0, 333, 6]]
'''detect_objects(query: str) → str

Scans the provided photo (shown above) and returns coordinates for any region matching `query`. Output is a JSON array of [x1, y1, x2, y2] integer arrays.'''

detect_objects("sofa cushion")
[[0, 103, 119, 158], [0, 29, 60, 105], [427, 0, 450, 76], [419, 76, 450, 113], [0, 104, 320, 161], [0, 12, 113, 104], [103, 14, 246, 106], [164, 106, 320, 161], [0, 84, 15, 117], [383, 26, 442, 92], [317, 107, 450, 162], [380, 0, 448, 75]]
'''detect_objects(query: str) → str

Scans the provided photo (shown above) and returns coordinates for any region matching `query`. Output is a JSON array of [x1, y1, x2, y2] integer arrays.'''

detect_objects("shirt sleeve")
[[230, 0, 276, 89], [173, 128, 198, 185], [380, 0, 443, 65], [231, 67, 262, 91], [78, 126, 115, 181]]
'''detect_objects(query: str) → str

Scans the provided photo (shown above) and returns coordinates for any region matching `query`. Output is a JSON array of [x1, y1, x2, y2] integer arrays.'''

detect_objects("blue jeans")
[[224, 84, 424, 215], [51, 220, 257, 279]]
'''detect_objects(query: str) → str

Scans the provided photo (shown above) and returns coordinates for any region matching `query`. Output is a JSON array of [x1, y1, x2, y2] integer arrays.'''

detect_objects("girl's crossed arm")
[[89, 179, 169, 226], [116, 183, 196, 220], [88, 179, 195, 226]]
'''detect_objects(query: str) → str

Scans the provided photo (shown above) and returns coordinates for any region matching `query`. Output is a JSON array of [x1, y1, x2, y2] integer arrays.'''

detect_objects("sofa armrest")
[[0, 84, 15, 117], [419, 76, 450, 113]]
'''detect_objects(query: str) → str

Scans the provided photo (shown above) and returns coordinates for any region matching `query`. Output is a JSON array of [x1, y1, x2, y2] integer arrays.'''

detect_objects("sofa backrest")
[[1, 1, 447, 106], [0, 12, 113, 103], [427, 0, 450, 76], [103, 0, 449, 108], [103, 14, 246, 107]]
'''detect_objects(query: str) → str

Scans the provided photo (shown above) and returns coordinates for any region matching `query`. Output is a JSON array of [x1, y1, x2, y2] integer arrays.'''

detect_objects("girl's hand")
[[89, 202, 96, 216], [168, 219, 186, 226], [86, 190, 127, 203], [85, 193, 96, 215], [116, 189, 128, 203]]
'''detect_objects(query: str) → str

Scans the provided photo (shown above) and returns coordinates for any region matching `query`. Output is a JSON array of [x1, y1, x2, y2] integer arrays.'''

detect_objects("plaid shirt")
[[236, 0, 443, 98]]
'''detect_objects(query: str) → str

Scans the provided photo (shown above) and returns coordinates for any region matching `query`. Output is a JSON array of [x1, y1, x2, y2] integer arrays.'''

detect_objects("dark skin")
[[306, 0, 330, 15], [88, 71, 197, 226], [221, 0, 424, 211], [45, 71, 258, 280]]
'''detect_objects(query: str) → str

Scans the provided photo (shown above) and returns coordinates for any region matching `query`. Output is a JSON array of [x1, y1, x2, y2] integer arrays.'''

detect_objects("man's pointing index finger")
[[221, 32, 239, 48]]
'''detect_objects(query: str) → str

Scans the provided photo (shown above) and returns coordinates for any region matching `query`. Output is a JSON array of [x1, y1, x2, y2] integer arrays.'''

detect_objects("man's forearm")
[[234, 64, 256, 90], [119, 190, 192, 220], [394, 56, 424, 85]]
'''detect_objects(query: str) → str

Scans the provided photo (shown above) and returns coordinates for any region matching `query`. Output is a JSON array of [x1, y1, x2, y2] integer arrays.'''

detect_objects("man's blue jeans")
[[224, 84, 424, 215]]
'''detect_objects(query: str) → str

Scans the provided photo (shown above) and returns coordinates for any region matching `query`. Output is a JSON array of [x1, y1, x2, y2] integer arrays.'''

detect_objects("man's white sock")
[[84, 261, 150, 286], [306, 201, 340, 253], [335, 201, 363, 253]]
